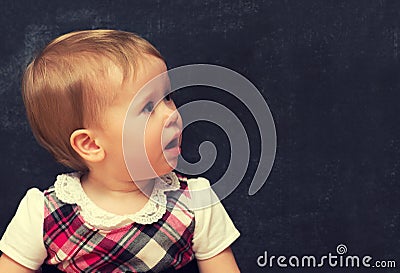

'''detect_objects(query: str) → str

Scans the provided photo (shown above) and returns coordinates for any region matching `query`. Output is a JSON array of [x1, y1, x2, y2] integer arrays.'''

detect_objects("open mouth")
[[165, 138, 179, 150]]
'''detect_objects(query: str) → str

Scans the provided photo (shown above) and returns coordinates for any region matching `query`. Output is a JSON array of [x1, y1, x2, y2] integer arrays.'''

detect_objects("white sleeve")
[[187, 177, 240, 260], [0, 188, 47, 270]]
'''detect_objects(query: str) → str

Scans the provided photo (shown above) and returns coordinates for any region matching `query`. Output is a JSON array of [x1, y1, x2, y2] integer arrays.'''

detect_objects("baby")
[[0, 30, 240, 273]]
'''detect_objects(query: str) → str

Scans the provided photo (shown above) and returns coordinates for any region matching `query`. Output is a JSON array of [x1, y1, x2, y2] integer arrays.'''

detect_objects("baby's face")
[[96, 56, 182, 182]]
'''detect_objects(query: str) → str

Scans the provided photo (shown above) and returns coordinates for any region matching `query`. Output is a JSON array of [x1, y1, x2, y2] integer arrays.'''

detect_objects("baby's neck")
[[80, 172, 155, 216]]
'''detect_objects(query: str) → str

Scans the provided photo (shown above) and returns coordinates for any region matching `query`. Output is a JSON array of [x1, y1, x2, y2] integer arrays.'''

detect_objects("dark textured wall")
[[1, 1, 400, 272]]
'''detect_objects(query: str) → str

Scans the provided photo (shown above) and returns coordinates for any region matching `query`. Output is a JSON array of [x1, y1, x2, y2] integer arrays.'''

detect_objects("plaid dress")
[[43, 175, 195, 273]]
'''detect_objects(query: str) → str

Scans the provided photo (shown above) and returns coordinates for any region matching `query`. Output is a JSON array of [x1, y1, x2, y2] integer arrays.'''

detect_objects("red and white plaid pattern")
[[43, 178, 195, 273]]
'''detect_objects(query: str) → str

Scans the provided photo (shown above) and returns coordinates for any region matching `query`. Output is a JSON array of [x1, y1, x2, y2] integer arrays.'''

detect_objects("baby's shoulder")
[[22, 187, 44, 204], [10, 187, 44, 222], [176, 174, 211, 191], [173, 175, 220, 211]]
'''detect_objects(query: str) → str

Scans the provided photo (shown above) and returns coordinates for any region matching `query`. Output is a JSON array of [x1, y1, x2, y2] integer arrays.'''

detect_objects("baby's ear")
[[70, 129, 105, 163]]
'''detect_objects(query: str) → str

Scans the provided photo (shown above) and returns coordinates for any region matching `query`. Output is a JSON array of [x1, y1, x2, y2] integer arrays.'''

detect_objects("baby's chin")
[[157, 156, 179, 174], [157, 163, 177, 176]]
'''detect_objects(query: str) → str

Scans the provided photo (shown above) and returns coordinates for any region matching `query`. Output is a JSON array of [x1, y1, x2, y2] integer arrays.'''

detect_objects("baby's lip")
[[164, 131, 182, 150]]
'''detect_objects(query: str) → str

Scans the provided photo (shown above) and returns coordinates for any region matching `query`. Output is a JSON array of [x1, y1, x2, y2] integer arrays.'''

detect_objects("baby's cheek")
[[144, 128, 162, 159], [145, 138, 173, 176]]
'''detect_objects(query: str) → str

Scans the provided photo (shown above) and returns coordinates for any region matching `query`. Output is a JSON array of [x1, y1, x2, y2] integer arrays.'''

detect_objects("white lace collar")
[[53, 172, 181, 230]]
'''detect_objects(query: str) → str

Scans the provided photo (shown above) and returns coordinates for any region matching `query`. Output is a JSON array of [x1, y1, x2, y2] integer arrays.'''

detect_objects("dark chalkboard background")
[[1, 0, 400, 272]]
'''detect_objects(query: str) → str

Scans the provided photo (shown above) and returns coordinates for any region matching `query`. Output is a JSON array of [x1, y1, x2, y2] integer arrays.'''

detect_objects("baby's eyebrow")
[[133, 90, 153, 105], [130, 74, 171, 104], [132, 85, 167, 106]]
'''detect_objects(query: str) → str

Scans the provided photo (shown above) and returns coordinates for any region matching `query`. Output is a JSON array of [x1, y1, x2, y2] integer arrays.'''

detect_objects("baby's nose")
[[164, 108, 180, 127]]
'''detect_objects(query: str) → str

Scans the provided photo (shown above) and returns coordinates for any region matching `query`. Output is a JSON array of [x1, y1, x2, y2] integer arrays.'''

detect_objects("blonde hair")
[[22, 29, 163, 171]]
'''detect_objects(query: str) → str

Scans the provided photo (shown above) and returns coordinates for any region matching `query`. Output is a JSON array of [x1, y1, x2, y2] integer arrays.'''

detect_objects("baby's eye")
[[164, 93, 172, 101], [142, 101, 155, 113]]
